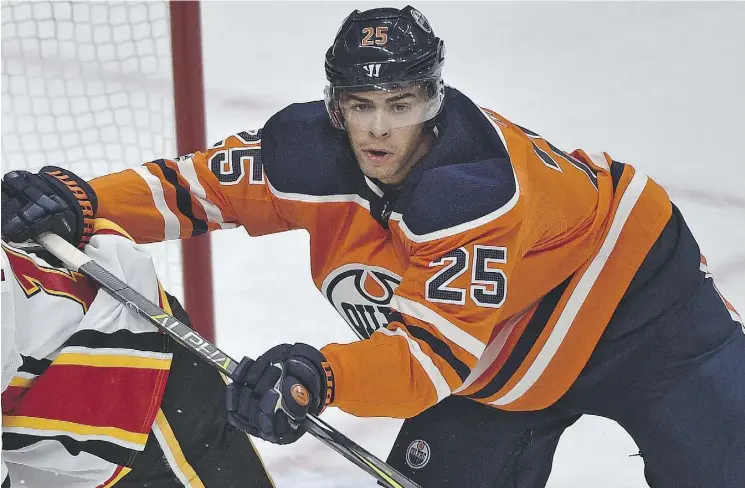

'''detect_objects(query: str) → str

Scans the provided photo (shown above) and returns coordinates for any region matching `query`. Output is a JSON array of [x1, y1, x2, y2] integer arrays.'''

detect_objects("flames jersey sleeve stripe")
[[2, 416, 149, 449], [52, 351, 171, 370]]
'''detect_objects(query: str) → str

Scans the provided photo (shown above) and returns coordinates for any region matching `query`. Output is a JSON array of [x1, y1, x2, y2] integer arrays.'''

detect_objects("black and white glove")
[[1, 167, 97, 249], [226, 343, 334, 445]]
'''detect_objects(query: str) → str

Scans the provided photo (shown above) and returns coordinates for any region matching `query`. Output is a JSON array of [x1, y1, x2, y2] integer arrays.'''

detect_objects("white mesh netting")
[[2, 0, 184, 300]]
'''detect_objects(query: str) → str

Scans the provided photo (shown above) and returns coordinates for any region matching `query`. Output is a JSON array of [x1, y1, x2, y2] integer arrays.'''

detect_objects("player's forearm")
[[91, 154, 246, 243], [91, 169, 174, 243], [320, 326, 458, 418]]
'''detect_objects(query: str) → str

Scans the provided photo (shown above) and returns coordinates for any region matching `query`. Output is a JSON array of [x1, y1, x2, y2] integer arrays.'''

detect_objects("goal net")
[[2, 1, 204, 308]]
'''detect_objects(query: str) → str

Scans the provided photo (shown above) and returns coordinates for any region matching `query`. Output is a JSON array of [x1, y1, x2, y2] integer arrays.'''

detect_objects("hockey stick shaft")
[[35, 232, 421, 488]]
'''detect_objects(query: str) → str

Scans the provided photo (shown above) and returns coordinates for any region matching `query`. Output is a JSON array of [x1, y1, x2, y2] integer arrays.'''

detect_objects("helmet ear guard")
[[323, 85, 346, 130], [324, 5, 445, 130]]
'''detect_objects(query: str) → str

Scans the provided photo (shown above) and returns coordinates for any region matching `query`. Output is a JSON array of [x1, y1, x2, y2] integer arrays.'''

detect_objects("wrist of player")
[[226, 343, 335, 445], [1, 166, 97, 249]]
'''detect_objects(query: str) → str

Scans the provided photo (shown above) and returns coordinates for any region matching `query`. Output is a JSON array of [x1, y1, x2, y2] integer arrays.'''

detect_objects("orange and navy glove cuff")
[[41, 166, 98, 249], [320, 360, 335, 409], [281, 343, 335, 414]]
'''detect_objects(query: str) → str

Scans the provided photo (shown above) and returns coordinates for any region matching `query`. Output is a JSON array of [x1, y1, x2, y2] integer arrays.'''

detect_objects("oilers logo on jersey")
[[322, 264, 401, 339]]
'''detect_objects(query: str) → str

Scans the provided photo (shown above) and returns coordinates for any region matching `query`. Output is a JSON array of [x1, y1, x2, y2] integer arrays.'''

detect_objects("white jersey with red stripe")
[[1, 221, 173, 488]]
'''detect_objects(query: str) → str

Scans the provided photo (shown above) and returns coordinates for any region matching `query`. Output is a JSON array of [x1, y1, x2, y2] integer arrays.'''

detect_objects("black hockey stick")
[[34, 232, 421, 488]]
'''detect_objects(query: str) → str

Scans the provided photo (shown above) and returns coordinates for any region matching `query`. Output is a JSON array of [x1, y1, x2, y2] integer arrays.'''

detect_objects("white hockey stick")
[[34, 232, 422, 488]]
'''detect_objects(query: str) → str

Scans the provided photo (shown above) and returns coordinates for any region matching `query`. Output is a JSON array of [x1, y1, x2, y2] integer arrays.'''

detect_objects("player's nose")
[[368, 111, 390, 138]]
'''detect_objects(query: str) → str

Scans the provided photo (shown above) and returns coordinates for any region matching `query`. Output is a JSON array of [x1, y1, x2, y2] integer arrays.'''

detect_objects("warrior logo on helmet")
[[362, 63, 382, 78]]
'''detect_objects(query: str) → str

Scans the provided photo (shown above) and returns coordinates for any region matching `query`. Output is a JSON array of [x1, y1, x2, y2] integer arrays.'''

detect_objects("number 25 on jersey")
[[425, 245, 507, 308]]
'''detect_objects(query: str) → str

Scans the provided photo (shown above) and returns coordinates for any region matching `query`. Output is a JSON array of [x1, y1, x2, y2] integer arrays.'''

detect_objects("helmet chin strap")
[[423, 116, 441, 137]]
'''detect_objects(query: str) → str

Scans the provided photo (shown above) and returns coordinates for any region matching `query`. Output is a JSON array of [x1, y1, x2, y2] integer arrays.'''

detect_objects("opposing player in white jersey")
[[1, 220, 273, 488]]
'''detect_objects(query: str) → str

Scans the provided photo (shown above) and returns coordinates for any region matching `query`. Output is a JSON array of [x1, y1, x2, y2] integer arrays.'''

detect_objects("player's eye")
[[350, 102, 371, 112], [390, 103, 410, 114]]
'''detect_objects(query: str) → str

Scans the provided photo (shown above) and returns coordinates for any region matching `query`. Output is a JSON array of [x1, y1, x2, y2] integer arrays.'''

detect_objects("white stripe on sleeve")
[[377, 326, 451, 403], [132, 166, 181, 240], [391, 296, 486, 358], [176, 157, 236, 230]]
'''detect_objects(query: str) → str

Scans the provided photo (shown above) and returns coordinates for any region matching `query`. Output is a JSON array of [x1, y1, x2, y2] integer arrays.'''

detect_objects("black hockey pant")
[[115, 295, 275, 488]]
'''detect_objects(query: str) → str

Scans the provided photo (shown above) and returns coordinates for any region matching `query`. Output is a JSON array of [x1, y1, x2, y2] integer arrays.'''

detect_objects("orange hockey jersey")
[[89, 87, 672, 417]]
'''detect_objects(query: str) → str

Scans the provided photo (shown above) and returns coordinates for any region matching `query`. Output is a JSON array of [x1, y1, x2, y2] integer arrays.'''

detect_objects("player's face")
[[341, 87, 434, 185]]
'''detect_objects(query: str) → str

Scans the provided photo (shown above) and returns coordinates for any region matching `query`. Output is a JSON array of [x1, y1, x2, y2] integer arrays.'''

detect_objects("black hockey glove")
[[1, 167, 97, 249], [226, 343, 334, 445]]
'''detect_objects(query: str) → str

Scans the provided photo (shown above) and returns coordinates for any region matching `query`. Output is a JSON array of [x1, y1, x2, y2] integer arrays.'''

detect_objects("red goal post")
[[1, 1, 215, 340], [169, 2, 215, 341]]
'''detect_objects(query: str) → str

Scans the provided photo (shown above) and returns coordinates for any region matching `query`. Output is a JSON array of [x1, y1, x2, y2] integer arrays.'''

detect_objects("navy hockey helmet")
[[324, 5, 446, 130]]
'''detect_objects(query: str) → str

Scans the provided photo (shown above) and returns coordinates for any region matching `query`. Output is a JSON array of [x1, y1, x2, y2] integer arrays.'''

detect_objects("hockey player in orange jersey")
[[2, 5, 744, 487], [1, 221, 274, 488]]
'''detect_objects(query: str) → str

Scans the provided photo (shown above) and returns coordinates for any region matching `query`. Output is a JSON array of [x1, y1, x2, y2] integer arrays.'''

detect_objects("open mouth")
[[365, 149, 391, 162]]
